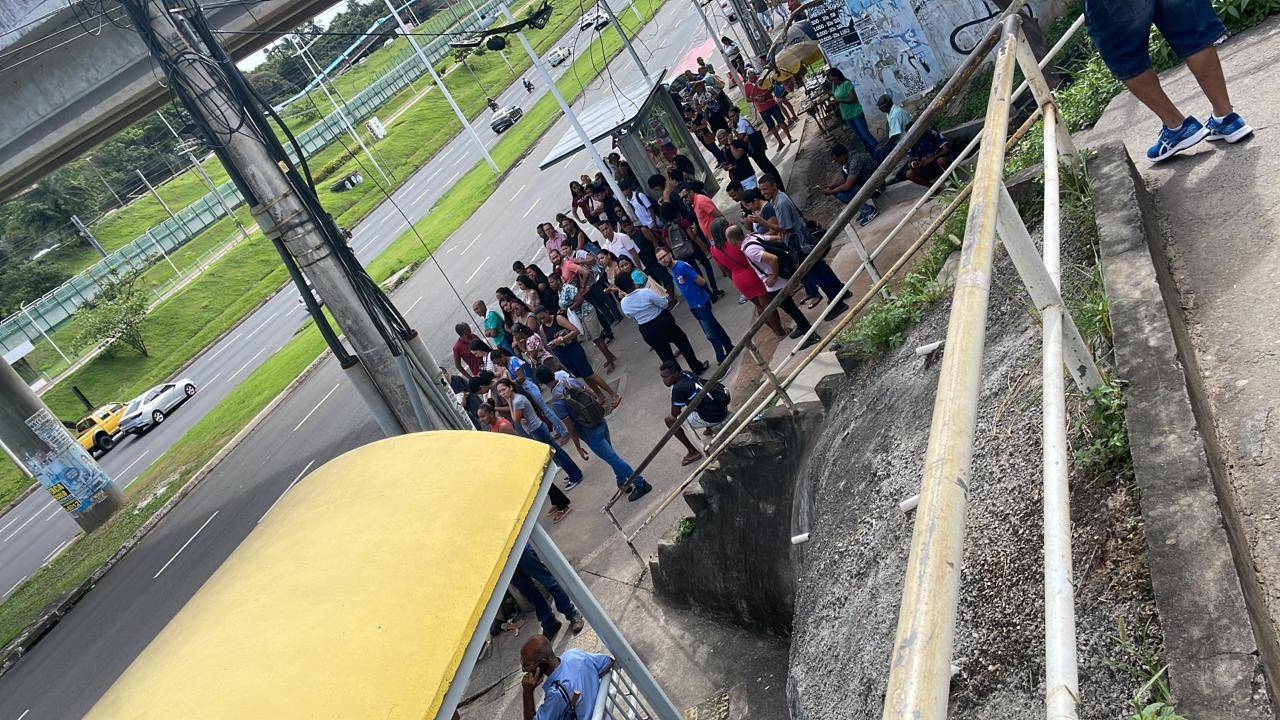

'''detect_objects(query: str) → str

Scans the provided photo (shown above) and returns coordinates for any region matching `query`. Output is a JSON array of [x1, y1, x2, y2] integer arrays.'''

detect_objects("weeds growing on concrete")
[[1108, 618, 1187, 720], [675, 517, 696, 542]]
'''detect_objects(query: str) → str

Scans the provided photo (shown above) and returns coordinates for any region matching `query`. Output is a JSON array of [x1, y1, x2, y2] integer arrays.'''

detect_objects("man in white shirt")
[[596, 220, 644, 268], [616, 273, 708, 374]]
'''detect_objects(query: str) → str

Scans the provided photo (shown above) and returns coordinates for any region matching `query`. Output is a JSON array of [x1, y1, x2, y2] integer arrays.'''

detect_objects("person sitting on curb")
[[659, 360, 731, 466], [875, 94, 954, 187], [816, 143, 880, 226]]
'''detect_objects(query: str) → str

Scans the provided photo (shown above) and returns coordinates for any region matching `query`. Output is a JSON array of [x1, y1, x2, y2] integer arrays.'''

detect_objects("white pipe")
[[914, 340, 944, 356], [1040, 103, 1080, 720], [791, 532, 810, 545], [898, 495, 919, 514]]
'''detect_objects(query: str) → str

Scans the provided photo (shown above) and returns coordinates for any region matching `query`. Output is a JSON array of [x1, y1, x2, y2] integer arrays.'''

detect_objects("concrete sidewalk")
[[1083, 13, 1280, 675]]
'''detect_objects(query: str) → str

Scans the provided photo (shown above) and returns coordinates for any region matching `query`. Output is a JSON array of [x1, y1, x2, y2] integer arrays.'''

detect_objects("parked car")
[[547, 45, 572, 67], [578, 8, 599, 29], [72, 403, 126, 456], [120, 379, 198, 435], [489, 105, 524, 134]]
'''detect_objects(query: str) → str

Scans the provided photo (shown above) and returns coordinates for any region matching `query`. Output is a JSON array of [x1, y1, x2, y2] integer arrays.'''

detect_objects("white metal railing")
[[600, 5, 1104, 719]]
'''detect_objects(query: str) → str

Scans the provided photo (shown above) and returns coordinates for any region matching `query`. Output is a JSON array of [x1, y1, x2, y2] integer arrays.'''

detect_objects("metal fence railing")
[[0, 0, 513, 357], [600, 4, 1104, 718]]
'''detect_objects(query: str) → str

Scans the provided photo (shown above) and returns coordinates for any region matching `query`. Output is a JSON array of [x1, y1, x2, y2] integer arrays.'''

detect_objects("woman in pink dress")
[[707, 218, 784, 336]]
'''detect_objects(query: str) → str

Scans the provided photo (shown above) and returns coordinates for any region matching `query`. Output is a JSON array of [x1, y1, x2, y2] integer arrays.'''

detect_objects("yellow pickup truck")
[[74, 403, 126, 456]]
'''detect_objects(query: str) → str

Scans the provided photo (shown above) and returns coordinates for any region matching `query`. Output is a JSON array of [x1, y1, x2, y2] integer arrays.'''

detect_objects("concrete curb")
[[1089, 141, 1273, 718], [0, 483, 41, 519], [0, 345, 333, 679]]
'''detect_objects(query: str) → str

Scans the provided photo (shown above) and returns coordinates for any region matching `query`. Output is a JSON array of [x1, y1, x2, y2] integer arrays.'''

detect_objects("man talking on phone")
[[521, 634, 615, 719]]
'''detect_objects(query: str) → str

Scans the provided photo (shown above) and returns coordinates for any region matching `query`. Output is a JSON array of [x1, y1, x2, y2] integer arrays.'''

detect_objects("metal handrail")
[[599, 7, 1103, 719]]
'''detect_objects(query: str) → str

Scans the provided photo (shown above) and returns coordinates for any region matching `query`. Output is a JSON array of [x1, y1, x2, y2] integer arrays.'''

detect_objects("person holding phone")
[[521, 635, 614, 720]]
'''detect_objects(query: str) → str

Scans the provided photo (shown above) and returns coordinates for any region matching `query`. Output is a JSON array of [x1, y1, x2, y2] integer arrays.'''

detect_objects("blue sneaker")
[[1206, 112, 1253, 143], [1147, 116, 1209, 162]]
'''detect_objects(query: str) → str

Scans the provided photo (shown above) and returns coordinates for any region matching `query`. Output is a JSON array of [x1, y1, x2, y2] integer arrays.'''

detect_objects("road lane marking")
[[204, 370, 224, 386], [117, 450, 151, 480], [258, 460, 316, 524], [461, 234, 482, 255], [42, 506, 60, 522], [465, 256, 489, 285], [42, 539, 69, 563], [3, 577, 27, 600], [513, 182, 527, 197], [226, 348, 266, 383], [153, 510, 219, 580], [521, 196, 542, 218], [2, 503, 51, 542], [293, 383, 340, 432], [243, 311, 280, 341], [16, 709, 29, 720], [204, 334, 240, 362], [406, 295, 425, 313]]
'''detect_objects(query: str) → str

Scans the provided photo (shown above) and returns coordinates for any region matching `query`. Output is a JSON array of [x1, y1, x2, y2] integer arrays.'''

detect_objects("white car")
[[120, 379, 198, 435], [578, 8, 599, 30], [547, 45, 572, 67]]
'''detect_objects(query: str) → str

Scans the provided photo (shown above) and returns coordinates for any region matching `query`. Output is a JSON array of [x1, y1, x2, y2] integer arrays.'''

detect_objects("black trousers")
[[773, 291, 811, 332], [637, 310, 704, 371], [549, 483, 570, 509]]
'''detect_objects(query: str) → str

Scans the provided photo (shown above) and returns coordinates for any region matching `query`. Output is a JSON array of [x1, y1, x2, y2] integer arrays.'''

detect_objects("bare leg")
[[586, 373, 621, 407], [593, 338, 618, 372], [1123, 69, 1185, 128], [751, 296, 786, 335], [665, 415, 702, 461], [1185, 46, 1233, 117]]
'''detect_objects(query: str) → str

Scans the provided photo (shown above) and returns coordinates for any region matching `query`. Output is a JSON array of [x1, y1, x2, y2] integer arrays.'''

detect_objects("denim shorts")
[[1085, 0, 1227, 80]]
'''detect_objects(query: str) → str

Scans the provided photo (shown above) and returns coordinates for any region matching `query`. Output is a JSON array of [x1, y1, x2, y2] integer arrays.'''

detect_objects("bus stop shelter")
[[539, 69, 718, 197], [86, 432, 681, 720]]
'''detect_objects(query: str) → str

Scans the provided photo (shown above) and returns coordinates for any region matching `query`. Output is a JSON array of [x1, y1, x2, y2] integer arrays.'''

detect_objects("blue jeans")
[[579, 420, 647, 488], [530, 424, 583, 483], [1085, 0, 1225, 80], [523, 380, 567, 436], [845, 115, 880, 156], [689, 304, 734, 362], [511, 546, 576, 627]]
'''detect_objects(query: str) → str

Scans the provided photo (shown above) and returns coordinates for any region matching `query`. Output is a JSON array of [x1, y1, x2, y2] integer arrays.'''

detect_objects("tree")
[[76, 276, 150, 357]]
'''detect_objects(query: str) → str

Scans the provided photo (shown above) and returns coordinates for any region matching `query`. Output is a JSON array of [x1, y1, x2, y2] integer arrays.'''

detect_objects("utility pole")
[[178, 139, 252, 237], [70, 214, 107, 258], [119, 0, 431, 435], [20, 305, 70, 365], [598, 0, 652, 84], [386, 0, 499, 173], [136, 168, 178, 224], [86, 157, 123, 206], [501, 6, 637, 221], [287, 35, 394, 187], [0, 356, 124, 532]]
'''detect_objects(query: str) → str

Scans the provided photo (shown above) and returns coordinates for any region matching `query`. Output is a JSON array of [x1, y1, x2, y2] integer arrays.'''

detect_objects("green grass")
[[0, 0, 669, 649]]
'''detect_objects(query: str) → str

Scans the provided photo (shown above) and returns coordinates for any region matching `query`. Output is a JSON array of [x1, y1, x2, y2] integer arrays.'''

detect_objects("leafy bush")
[[845, 230, 960, 355], [75, 276, 150, 357], [1074, 379, 1132, 485]]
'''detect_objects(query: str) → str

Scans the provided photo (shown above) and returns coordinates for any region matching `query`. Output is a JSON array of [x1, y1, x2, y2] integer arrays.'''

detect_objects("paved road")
[[0, 0, 659, 599], [0, 0, 732, 716]]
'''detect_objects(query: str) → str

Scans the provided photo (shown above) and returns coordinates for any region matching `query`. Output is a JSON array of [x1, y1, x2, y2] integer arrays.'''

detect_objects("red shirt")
[[690, 193, 722, 246], [488, 416, 515, 434], [744, 81, 777, 113], [560, 258, 583, 283], [452, 333, 482, 375]]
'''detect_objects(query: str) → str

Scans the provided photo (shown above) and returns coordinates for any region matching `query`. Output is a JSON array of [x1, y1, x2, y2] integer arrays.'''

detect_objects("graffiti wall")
[[810, 0, 1058, 131]]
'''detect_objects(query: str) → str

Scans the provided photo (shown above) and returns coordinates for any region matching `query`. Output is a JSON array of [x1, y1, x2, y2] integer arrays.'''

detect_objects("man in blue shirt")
[[521, 635, 614, 720], [656, 248, 733, 363], [616, 273, 709, 374]]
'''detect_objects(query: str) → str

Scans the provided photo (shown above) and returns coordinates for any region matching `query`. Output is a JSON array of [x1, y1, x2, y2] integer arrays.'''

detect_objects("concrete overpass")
[[0, 0, 341, 201]]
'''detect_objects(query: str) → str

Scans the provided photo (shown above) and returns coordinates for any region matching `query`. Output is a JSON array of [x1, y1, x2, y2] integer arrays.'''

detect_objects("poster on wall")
[[24, 407, 111, 516], [844, 0, 943, 102]]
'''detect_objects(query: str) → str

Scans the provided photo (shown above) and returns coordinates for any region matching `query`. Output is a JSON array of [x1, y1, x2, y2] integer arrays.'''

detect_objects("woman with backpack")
[[726, 223, 817, 344], [707, 218, 786, 336]]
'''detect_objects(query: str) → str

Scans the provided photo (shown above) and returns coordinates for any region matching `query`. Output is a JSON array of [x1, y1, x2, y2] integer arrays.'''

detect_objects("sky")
[[236, 0, 351, 71]]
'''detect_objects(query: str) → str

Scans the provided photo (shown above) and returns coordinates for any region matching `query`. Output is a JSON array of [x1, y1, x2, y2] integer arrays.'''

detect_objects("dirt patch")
[[787, 198, 1161, 718]]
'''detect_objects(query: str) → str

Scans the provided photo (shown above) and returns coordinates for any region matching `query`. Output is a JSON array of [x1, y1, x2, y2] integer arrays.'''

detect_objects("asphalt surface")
[[0, 0, 735, 715], [0, 0, 659, 600]]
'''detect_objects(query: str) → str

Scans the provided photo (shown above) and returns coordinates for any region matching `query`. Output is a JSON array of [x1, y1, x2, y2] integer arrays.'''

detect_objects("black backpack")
[[742, 235, 799, 279], [686, 372, 731, 422], [562, 384, 606, 429]]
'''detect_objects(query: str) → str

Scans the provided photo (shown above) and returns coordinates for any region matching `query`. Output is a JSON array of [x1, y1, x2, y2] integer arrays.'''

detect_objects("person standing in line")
[[743, 70, 794, 151], [751, 175, 851, 317], [452, 322, 485, 378], [751, 0, 775, 30], [727, 106, 787, 191], [659, 361, 732, 466], [496, 379, 587, 490], [548, 272, 619, 373], [473, 299, 513, 355], [1083, 0, 1250, 161], [717, 129, 759, 190], [511, 553, 586, 644], [596, 219, 644, 266], [657, 248, 734, 363], [478, 401, 572, 524], [619, 216, 674, 293], [706, 217, 787, 332], [536, 365, 653, 502], [827, 67, 879, 156], [649, 174, 724, 298], [492, 346, 569, 438], [569, 180, 594, 223], [615, 273, 710, 374], [532, 305, 621, 408], [771, 77, 798, 124], [728, 223, 818, 346]]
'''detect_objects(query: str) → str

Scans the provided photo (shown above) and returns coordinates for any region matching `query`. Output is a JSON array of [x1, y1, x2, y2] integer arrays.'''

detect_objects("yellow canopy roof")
[[86, 431, 552, 720]]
